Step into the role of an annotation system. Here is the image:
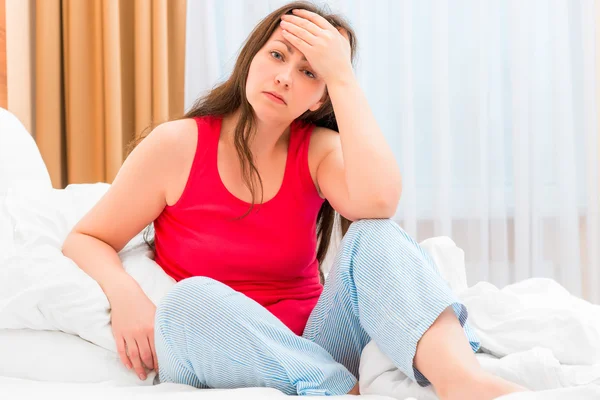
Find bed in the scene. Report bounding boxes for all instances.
[1,107,600,399]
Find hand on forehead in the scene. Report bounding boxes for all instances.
[276,8,353,84]
[282,9,350,42]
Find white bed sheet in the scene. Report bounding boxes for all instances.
[1,376,599,400]
[0,329,154,385]
[0,376,395,400]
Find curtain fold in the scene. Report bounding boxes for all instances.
[589,0,600,304]
[0,0,6,110]
[34,0,186,188]
[35,0,64,187]
[5,0,34,135]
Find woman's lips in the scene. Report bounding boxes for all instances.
[264,92,286,105]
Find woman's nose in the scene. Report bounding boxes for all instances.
[275,70,292,87]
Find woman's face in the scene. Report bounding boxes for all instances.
[246,27,327,122]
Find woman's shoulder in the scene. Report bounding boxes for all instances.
[309,125,339,142]
[153,118,199,142]
[144,118,200,206]
[148,117,210,158]
[308,125,341,161]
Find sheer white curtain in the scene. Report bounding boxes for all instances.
[185,0,600,303]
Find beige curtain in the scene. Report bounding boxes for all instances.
[35,0,186,188]
[0,0,5,110]
[5,0,35,135]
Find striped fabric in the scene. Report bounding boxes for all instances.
[154,219,480,395]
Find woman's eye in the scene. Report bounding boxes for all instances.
[270,51,315,79]
[304,70,315,79]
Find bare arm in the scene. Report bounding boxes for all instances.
[62,121,183,299]
[322,72,402,220]
[279,9,402,221]
[61,118,197,379]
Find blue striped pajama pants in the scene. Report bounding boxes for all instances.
[154,219,480,395]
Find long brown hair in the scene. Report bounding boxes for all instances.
[131,1,357,283]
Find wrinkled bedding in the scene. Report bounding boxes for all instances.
[1,105,600,398]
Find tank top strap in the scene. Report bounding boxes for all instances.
[167,116,221,210]
[194,114,222,185]
[288,119,322,203]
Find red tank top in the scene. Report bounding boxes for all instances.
[153,115,325,335]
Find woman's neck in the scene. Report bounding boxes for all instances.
[221,109,291,157]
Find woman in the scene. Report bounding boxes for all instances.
[62,2,528,399]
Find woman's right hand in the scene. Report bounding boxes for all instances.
[109,286,158,381]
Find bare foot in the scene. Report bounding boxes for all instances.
[347,382,360,395]
[439,372,529,400]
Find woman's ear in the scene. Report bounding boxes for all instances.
[308,89,328,112]
[309,100,324,112]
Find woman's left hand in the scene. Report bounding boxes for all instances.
[280,9,353,85]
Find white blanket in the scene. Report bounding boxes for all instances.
[1,376,598,400]
[2,183,600,399]
[359,241,600,399]
[0,376,395,400]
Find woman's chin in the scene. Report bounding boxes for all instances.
[251,102,289,122]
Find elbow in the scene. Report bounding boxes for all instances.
[351,186,401,220]
[374,174,402,217]
[375,189,400,219]
[342,177,402,220]
[375,178,402,218]
[62,229,86,255]
[61,230,77,255]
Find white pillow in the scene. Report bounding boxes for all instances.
[0,108,52,192]
[0,183,176,353]
[419,236,468,295]
[0,329,156,385]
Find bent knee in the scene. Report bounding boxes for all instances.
[156,276,232,325]
[348,218,398,234]
[345,218,411,249]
